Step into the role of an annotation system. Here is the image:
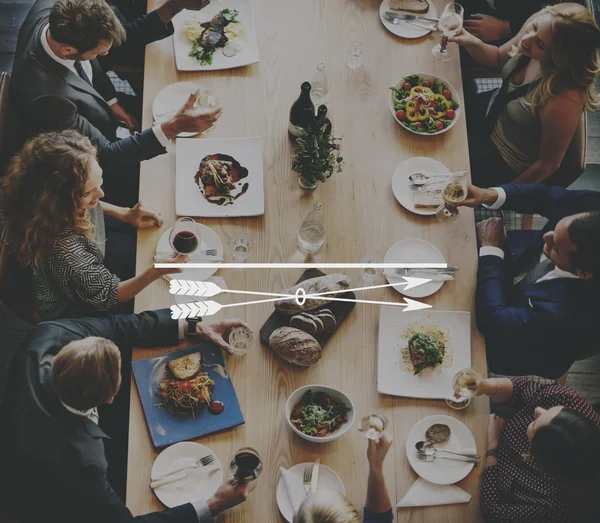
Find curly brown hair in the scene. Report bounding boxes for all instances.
[2,131,97,266]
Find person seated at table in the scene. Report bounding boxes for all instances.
[0,305,250,522]
[1,130,185,321]
[475,376,600,521]
[294,435,394,523]
[448,3,600,187]
[11,0,221,206]
[454,182,600,379]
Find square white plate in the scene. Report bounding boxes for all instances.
[175,136,265,217]
[377,308,471,399]
[172,1,259,71]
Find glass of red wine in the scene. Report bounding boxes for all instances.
[169,217,201,255]
[229,447,262,491]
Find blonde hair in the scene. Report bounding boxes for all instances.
[511,3,600,113]
[294,490,362,523]
[52,337,122,411]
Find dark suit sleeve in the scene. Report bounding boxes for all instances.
[499,184,600,222]
[92,60,119,101]
[25,94,166,171]
[113,7,175,48]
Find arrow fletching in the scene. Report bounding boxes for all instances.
[170,300,223,319]
[401,276,431,290]
[402,298,432,312]
[169,280,222,297]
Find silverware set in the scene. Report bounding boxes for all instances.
[150,454,219,489]
[415,440,480,463]
[302,467,312,495]
[395,266,459,276]
[384,12,439,31]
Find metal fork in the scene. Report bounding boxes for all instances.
[384,14,437,31]
[416,453,479,464]
[303,467,312,495]
[151,454,216,482]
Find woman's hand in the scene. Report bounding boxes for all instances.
[486,414,506,450]
[367,433,393,471]
[153,252,188,275]
[125,201,164,229]
[447,27,480,47]
[197,320,253,355]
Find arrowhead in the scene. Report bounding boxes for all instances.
[402,298,432,312]
[401,276,431,290]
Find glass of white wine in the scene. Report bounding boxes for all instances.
[358,414,388,441]
[195,88,220,134]
[445,368,483,409]
[432,3,464,62]
[436,172,468,224]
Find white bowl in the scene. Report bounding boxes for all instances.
[285,385,355,443]
[389,73,461,136]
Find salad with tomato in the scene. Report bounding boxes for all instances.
[390,74,460,134]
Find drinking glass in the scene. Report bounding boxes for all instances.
[361,254,383,284]
[229,447,262,491]
[358,414,388,441]
[347,41,364,69]
[432,3,464,62]
[229,232,253,262]
[445,368,483,409]
[436,172,468,224]
[169,217,201,255]
[227,325,254,356]
[195,88,220,134]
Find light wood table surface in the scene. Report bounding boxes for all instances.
[128,1,489,521]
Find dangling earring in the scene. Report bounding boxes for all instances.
[522,443,533,462]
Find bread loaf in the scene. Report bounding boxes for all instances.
[390,0,429,14]
[275,273,351,314]
[316,309,337,333]
[269,327,322,366]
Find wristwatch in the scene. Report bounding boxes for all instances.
[485,448,498,459]
[186,317,202,336]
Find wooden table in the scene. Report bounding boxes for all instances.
[128,1,489,521]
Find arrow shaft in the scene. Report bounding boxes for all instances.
[219,294,410,309]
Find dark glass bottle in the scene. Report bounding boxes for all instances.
[314,104,332,135]
[288,82,315,140]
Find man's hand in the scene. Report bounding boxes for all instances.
[161,90,222,139]
[486,414,505,449]
[111,102,140,134]
[158,0,210,24]
[476,217,506,248]
[196,319,252,355]
[367,433,393,471]
[125,201,163,229]
[153,252,188,275]
[207,479,249,517]
[464,14,511,43]
[452,184,500,208]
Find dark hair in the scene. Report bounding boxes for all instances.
[568,211,600,277]
[49,0,126,53]
[531,408,600,489]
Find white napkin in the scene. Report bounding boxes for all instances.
[279,467,306,513]
[397,478,471,508]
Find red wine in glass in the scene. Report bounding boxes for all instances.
[172,231,199,254]
[229,447,262,486]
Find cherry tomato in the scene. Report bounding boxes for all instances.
[423,80,432,88]
[396,109,407,120]
[446,109,456,120]
[415,122,423,129]
[443,89,452,99]
[435,121,444,131]
[403,82,412,91]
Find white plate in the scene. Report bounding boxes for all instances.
[377,308,471,399]
[406,415,476,485]
[384,239,446,298]
[276,463,345,522]
[156,224,223,282]
[172,1,259,71]
[379,0,438,39]
[152,82,208,138]
[176,136,265,218]
[152,442,223,507]
[392,157,450,216]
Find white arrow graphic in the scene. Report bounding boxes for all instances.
[169,280,221,297]
[170,300,223,320]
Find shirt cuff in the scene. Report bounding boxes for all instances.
[479,246,505,259]
[191,499,214,523]
[152,124,171,148]
[178,319,185,341]
[107,98,118,107]
[482,187,506,210]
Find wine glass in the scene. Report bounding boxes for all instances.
[436,172,468,224]
[169,217,201,255]
[432,3,464,62]
[229,447,262,491]
[194,88,220,134]
[358,414,388,442]
[445,368,483,409]
[227,326,254,356]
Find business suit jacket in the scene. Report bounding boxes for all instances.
[477,184,600,379]
[11,0,165,174]
[0,310,199,523]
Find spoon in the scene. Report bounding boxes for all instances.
[416,441,480,459]
[416,453,480,464]
[408,171,466,186]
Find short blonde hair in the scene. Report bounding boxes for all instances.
[294,490,362,523]
[52,337,122,411]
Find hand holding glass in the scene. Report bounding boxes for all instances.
[169,217,201,255]
[229,447,262,491]
[445,368,483,409]
[358,414,388,441]
[436,172,468,224]
[432,3,464,62]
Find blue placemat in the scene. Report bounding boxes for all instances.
[132,342,244,447]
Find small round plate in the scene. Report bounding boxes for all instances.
[152,82,205,138]
[406,414,476,485]
[392,157,450,216]
[384,238,446,298]
[151,442,223,508]
[156,223,223,282]
[379,0,438,39]
[276,463,345,522]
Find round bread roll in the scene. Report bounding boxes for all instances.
[269,327,322,367]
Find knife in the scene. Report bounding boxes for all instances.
[385,11,439,23]
[150,464,222,490]
[310,459,320,494]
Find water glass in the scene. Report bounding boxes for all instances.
[195,88,220,134]
[445,368,483,410]
[229,232,253,262]
[227,326,254,356]
[358,414,388,441]
[347,41,364,69]
[361,254,383,284]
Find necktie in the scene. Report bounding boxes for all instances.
[74,60,92,86]
[520,258,555,285]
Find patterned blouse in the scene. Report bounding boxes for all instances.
[481,378,600,522]
[31,205,120,321]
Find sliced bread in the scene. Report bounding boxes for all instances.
[167,352,202,380]
[390,0,429,15]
